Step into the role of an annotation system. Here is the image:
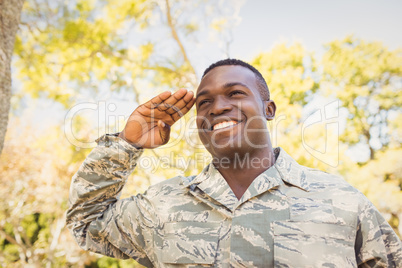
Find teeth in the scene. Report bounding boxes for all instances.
[213,120,238,130]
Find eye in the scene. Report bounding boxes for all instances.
[198,99,211,107]
[229,90,245,97]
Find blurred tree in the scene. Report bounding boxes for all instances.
[0,122,82,266]
[13,0,242,177]
[322,36,402,160]
[14,0,241,106]
[0,0,25,156]
[347,147,402,237]
[251,43,342,172]
[5,0,242,266]
[321,36,402,235]
[0,118,148,267]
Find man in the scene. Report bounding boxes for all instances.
[67,59,401,267]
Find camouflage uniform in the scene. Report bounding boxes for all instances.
[67,134,402,267]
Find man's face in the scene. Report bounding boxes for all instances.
[195,65,275,159]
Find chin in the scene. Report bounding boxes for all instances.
[208,145,248,161]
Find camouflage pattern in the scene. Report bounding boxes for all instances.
[67,134,402,267]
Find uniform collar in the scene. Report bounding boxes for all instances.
[182,147,309,211]
[272,147,310,192]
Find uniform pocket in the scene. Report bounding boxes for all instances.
[160,221,220,265]
[288,197,337,223]
[273,221,357,267]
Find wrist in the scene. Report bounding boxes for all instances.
[118,132,143,149]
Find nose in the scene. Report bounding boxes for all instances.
[209,96,232,116]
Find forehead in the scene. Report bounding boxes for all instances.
[196,65,258,96]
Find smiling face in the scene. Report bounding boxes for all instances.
[196,65,276,160]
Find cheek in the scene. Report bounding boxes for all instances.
[240,102,265,117]
[243,107,269,129]
[195,114,203,128]
[196,112,212,129]
[197,131,211,150]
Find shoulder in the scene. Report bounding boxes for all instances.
[300,166,371,206]
[291,166,377,227]
[142,175,196,200]
[305,167,358,192]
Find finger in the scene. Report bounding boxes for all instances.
[158,88,188,111]
[171,96,196,122]
[143,91,172,109]
[165,90,194,115]
[158,120,171,145]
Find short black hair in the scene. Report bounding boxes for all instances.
[202,58,270,100]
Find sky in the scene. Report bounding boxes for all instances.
[186,0,402,78]
[13,0,402,157]
[232,0,402,59]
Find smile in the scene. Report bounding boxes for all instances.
[211,120,241,131]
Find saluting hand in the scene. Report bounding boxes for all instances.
[119,89,195,149]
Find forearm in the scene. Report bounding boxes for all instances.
[66,134,143,256]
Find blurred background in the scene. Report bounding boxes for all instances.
[0,0,401,267]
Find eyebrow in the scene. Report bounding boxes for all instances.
[197,82,250,98]
[223,82,249,89]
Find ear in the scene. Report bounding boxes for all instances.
[264,100,276,121]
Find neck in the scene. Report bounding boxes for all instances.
[212,146,276,199]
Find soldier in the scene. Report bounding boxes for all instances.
[67,59,402,267]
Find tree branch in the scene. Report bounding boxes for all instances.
[0,228,28,262]
[164,0,197,84]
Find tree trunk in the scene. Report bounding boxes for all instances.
[0,0,24,155]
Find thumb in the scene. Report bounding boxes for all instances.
[158,120,171,144]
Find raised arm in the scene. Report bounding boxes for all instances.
[66,89,195,266]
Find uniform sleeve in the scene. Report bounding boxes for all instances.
[355,197,402,267]
[66,134,155,267]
